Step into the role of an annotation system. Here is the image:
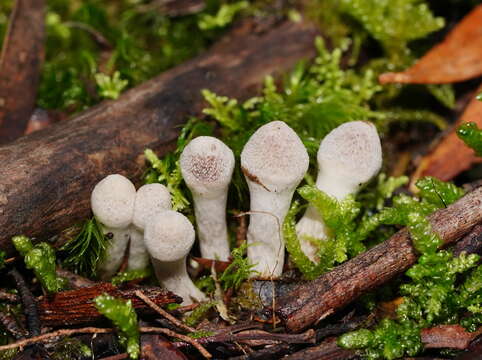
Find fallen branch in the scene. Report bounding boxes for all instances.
[275,186,482,332]
[0,0,45,144]
[135,290,195,333]
[38,283,182,326]
[0,19,319,256]
[283,337,357,360]
[9,268,40,337]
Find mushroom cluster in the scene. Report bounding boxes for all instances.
[90,120,381,304]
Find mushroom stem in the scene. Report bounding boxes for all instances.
[192,193,231,261]
[151,258,206,304]
[246,185,294,278]
[127,227,150,271]
[97,227,130,281]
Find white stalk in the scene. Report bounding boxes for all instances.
[192,192,230,261]
[97,227,131,281]
[151,258,206,304]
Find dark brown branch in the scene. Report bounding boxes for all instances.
[0,0,45,144]
[276,187,482,332]
[9,268,41,337]
[141,334,188,360]
[282,337,357,360]
[38,283,182,327]
[0,20,319,256]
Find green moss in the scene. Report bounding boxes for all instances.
[184,302,217,327]
[219,242,257,290]
[12,236,67,293]
[457,122,482,156]
[111,268,152,286]
[61,217,107,278]
[94,294,139,359]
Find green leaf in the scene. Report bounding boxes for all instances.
[13,236,67,293]
[457,122,482,156]
[198,1,249,30]
[94,294,140,359]
[95,71,128,100]
[416,176,465,208]
[219,242,258,290]
[111,268,152,286]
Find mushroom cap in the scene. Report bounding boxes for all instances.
[144,210,195,262]
[318,121,382,185]
[133,183,172,230]
[241,121,309,192]
[91,174,136,228]
[180,136,235,197]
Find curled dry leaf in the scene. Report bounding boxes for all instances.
[379,5,482,84]
[411,83,482,184]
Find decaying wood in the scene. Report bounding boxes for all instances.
[275,186,482,332]
[0,20,319,256]
[411,83,482,183]
[421,325,482,350]
[379,5,482,84]
[0,0,45,144]
[38,283,181,326]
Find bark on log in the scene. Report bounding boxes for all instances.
[0,20,319,255]
[0,0,45,144]
[38,283,181,327]
[275,187,482,333]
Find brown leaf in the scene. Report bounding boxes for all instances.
[379,5,482,84]
[141,334,188,360]
[192,257,232,272]
[411,83,482,183]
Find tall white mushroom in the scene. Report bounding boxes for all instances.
[144,210,206,305]
[91,174,136,280]
[129,183,172,271]
[180,136,235,261]
[296,121,382,262]
[241,121,309,278]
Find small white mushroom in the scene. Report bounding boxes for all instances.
[296,121,382,262]
[144,210,206,305]
[180,136,235,261]
[91,174,136,280]
[241,121,309,278]
[129,183,172,271]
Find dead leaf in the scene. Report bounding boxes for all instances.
[411,83,482,185]
[379,5,482,84]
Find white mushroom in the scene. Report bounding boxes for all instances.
[144,210,206,305]
[129,183,172,271]
[180,136,235,261]
[241,121,309,278]
[91,174,136,280]
[296,121,382,262]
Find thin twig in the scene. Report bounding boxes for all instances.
[134,290,195,333]
[0,327,112,351]
[140,327,212,359]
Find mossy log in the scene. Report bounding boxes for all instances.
[0,20,319,255]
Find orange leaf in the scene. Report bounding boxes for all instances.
[380,5,482,84]
[411,83,482,184]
